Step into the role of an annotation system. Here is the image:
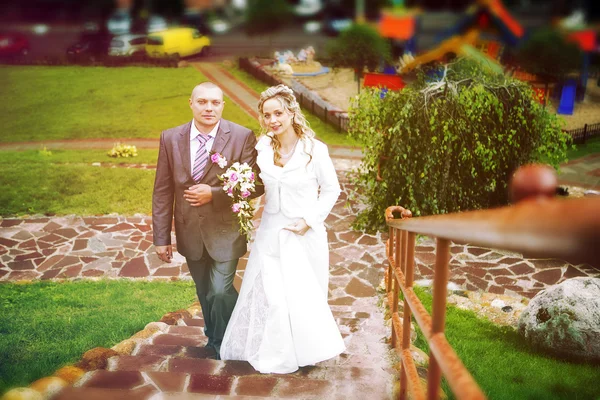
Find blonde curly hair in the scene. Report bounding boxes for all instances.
[257,84,315,166]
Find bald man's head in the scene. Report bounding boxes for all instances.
[189,82,225,133]
[191,82,224,100]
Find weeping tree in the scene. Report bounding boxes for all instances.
[348,59,569,232]
[326,23,391,93]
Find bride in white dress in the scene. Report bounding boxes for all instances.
[220,84,345,373]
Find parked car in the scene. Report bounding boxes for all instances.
[146,15,168,33]
[66,33,113,61]
[205,8,232,35]
[108,34,147,57]
[107,9,132,35]
[146,27,211,59]
[0,32,30,57]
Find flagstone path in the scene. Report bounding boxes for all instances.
[2,158,597,298]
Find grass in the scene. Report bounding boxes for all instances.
[0,280,197,395]
[0,149,156,216]
[409,287,600,400]
[0,65,259,142]
[221,63,360,147]
[566,136,600,160]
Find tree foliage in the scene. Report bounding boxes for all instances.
[348,59,569,232]
[512,28,583,82]
[326,23,391,91]
[244,0,292,36]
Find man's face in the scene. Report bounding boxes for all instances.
[189,86,225,130]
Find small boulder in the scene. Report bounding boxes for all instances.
[29,376,67,398]
[77,347,119,371]
[1,388,43,400]
[518,277,600,362]
[53,366,85,384]
[145,321,169,332]
[112,339,138,355]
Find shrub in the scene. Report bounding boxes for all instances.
[348,59,569,232]
[107,143,138,158]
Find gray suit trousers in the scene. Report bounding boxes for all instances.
[186,251,238,355]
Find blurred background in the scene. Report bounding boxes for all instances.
[0,0,598,61]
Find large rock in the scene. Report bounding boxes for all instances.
[517,277,600,362]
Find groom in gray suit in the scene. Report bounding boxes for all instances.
[152,82,262,358]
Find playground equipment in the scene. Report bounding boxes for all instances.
[557,79,577,115]
[398,29,503,74]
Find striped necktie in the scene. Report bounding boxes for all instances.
[192,134,209,182]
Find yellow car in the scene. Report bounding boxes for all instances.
[146,27,211,58]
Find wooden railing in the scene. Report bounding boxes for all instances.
[385,196,600,400]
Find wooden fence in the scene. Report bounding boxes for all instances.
[565,123,600,144]
[384,197,599,399]
[238,57,350,132]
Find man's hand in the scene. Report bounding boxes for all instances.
[283,219,310,236]
[184,184,213,207]
[155,245,173,263]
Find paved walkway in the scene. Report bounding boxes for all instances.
[560,153,600,190]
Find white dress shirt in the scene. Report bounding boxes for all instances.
[190,119,220,174]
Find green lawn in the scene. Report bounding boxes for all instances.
[0,280,197,395]
[221,63,360,147]
[566,136,600,161]
[410,287,600,400]
[0,65,259,142]
[0,149,156,216]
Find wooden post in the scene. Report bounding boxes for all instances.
[427,238,450,400]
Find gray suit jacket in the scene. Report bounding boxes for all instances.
[152,119,263,262]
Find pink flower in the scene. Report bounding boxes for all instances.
[250,172,255,181]
[229,173,238,182]
[211,153,220,163]
[232,203,241,213]
[241,190,251,198]
[227,187,233,195]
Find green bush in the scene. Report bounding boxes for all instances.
[348,59,569,232]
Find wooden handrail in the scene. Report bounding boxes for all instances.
[387,197,600,267]
[384,195,599,400]
[384,163,599,399]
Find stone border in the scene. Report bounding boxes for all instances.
[0,303,202,400]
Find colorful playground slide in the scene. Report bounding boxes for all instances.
[557,81,576,115]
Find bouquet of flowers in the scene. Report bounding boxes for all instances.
[218,161,257,240]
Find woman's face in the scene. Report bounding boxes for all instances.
[261,97,294,136]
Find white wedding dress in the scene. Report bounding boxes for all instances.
[220,135,346,373]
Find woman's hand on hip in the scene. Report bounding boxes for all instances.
[283,218,310,236]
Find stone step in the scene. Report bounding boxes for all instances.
[135,344,217,359]
[55,385,158,400]
[69,369,339,398]
[182,317,205,327]
[152,334,208,347]
[167,325,205,335]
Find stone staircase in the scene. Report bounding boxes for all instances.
[54,297,397,400]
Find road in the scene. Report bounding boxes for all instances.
[5,24,334,62]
